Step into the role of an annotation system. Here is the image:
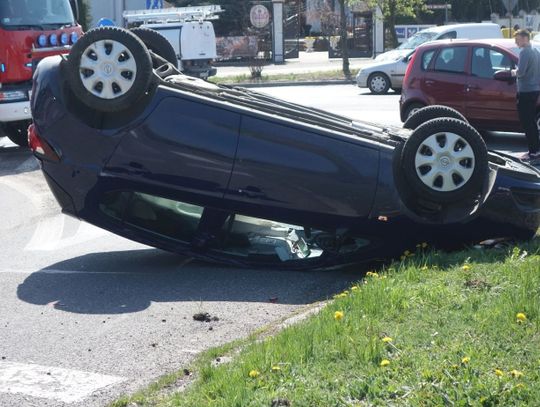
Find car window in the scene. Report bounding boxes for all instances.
[421,49,436,70]
[438,31,457,40]
[471,47,495,78]
[433,46,468,73]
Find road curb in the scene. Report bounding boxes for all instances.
[221,79,356,88]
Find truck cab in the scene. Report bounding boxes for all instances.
[0,0,83,146]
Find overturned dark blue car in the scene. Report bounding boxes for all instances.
[30,27,540,269]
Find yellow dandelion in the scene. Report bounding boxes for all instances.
[462,265,471,271]
[333,292,348,299]
[381,275,388,279]
[510,369,524,378]
[516,312,527,323]
[462,356,470,364]
[249,370,260,378]
[380,359,390,367]
[334,311,344,321]
[451,364,459,369]
[366,271,379,277]
[421,266,429,271]
[351,285,360,291]
[495,368,504,377]
[271,365,281,372]
[382,336,393,343]
[515,383,525,390]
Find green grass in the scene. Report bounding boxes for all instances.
[209,69,359,85]
[111,239,540,407]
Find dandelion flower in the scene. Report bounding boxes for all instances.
[366,271,379,278]
[382,336,393,343]
[334,311,344,321]
[510,369,524,378]
[351,285,360,291]
[495,368,504,377]
[333,293,348,299]
[271,365,281,372]
[515,383,525,390]
[516,312,527,323]
[421,266,429,271]
[462,265,471,271]
[380,359,390,367]
[249,370,260,378]
[462,356,470,364]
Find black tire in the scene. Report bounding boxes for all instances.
[401,118,488,204]
[403,102,425,122]
[130,27,178,68]
[367,72,390,94]
[2,121,30,147]
[403,105,468,130]
[65,26,153,112]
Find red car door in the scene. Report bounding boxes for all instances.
[421,45,469,114]
[464,46,520,132]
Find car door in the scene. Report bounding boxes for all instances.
[421,45,469,114]
[464,46,519,131]
[104,94,240,201]
[224,115,380,225]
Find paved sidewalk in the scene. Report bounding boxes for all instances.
[214,51,374,78]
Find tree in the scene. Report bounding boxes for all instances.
[335,0,426,78]
[366,0,427,48]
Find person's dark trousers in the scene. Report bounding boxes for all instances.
[516,91,540,154]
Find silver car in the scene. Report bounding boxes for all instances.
[356,50,411,94]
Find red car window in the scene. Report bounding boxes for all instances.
[433,46,468,73]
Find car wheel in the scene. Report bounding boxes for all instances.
[367,73,390,94]
[130,27,178,69]
[401,118,488,204]
[403,103,425,122]
[65,26,153,112]
[403,105,467,130]
[2,121,30,147]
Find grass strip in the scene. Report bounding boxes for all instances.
[112,238,540,406]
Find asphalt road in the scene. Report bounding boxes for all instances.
[0,84,529,406]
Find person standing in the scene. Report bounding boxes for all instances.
[512,29,540,162]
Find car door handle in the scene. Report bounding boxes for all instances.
[238,186,265,199]
[466,85,479,91]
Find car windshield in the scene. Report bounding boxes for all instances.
[0,0,75,29]
[397,31,438,49]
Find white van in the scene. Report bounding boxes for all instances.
[376,23,503,61]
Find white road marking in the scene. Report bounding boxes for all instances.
[0,361,124,403]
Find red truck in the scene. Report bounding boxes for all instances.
[0,0,83,146]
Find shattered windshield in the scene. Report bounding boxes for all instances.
[0,0,75,28]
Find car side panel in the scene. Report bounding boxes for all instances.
[103,96,240,200]
[225,115,380,222]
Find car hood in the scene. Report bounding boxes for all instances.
[374,49,410,62]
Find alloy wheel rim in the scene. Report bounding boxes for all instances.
[414,131,475,192]
[79,39,137,99]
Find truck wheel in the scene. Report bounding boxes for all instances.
[403,105,468,130]
[65,27,153,112]
[2,121,30,147]
[130,27,178,68]
[401,118,488,204]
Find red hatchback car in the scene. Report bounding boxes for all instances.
[400,38,540,132]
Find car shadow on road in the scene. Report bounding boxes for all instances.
[17,248,364,315]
